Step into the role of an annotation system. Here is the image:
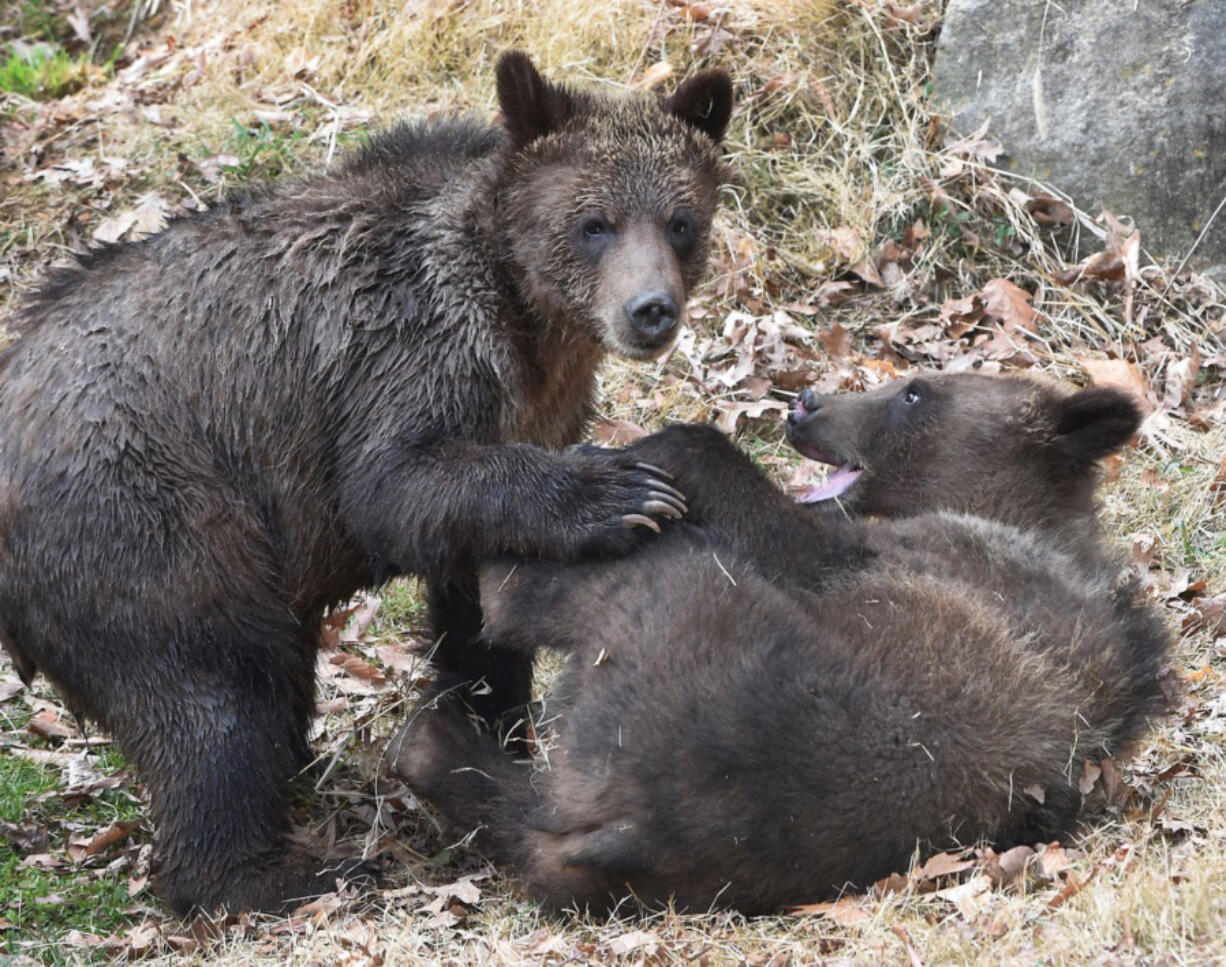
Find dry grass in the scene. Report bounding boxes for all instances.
[2,0,1226,964]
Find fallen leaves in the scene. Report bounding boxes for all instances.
[83,820,140,857]
[93,192,170,244]
[28,708,74,741]
[877,275,1040,369]
[793,839,1109,929]
[593,418,649,446]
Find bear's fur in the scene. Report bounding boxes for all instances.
[392,372,1169,915]
[0,52,732,914]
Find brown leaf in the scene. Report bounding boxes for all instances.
[349,596,381,641]
[944,122,1004,164]
[66,5,93,44]
[815,226,862,262]
[291,891,345,924]
[1079,758,1102,796]
[328,653,387,685]
[938,293,983,335]
[93,193,169,245]
[632,61,673,91]
[872,871,911,898]
[85,820,139,856]
[848,257,883,288]
[1047,867,1098,910]
[1183,595,1226,638]
[374,643,421,678]
[1025,194,1075,226]
[603,930,662,957]
[791,896,872,923]
[979,278,1036,333]
[284,46,319,79]
[593,419,648,446]
[0,820,50,854]
[914,849,975,882]
[1161,352,1200,412]
[64,930,108,948]
[772,368,816,392]
[1079,357,1152,412]
[712,399,788,435]
[124,923,159,952]
[320,605,359,649]
[21,853,64,870]
[28,709,73,741]
[903,218,931,248]
[983,845,1035,889]
[693,24,735,57]
[935,874,993,918]
[1036,843,1077,879]
[820,322,852,359]
[812,280,858,307]
[1209,459,1226,506]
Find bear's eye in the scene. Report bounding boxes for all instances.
[903,389,922,405]
[582,217,610,240]
[666,212,697,255]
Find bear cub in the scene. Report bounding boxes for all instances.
[0,52,732,914]
[394,372,1169,915]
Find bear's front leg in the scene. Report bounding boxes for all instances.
[338,438,687,574]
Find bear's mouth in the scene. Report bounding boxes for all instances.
[788,438,863,504]
[787,395,864,503]
[798,463,863,503]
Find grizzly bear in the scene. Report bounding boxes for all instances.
[0,52,732,914]
[392,372,1169,915]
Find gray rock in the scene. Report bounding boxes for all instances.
[932,0,1226,278]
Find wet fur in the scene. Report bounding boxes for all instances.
[0,53,731,914]
[392,374,1169,915]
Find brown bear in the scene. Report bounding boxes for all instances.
[0,52,732,915]
[392,372,1169,915]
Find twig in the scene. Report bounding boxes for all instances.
[626,0,669,86]
[1160,190,1226,300]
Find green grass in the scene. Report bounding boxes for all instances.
[201,119,312,183]
[376,578,427,631]
[0,43,93,100]
[0,752,148,964]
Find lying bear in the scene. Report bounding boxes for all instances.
[0,52,733,914]
[393,372,1169,914]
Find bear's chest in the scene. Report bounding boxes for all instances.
[502,329,602,450]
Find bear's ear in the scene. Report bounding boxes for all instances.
[1052,386,1143,464]
[495,50,574,150]
[664,68,734,143]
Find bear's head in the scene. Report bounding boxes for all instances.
[786,371,1143,529]
[494,50,732,360]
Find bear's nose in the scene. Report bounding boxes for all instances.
[789,388,821,425]
[626,292,678,343]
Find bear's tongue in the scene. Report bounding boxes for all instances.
[798,464,863,504]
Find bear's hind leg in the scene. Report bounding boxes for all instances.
[389,691,536,863]
[424,576,533,738]
[106,613,359,915]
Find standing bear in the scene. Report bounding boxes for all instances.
[394,373,1169,915]
[0,51,732,914]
